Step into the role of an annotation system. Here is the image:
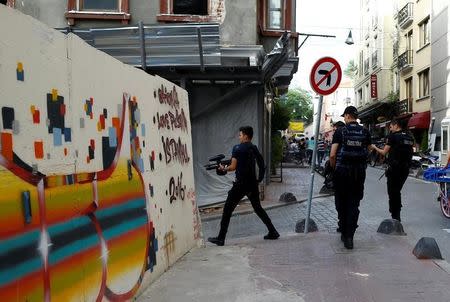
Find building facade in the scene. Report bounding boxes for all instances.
[354,0,432,148]
[396,0,431,149]
[5,0,299,205]
[320,77,355,141]
[431,0,450,161]
[354,0,396,133]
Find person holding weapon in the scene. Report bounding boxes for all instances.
[371,118,414,222]
[207,126,279,246]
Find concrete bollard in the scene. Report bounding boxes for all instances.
[295,218,318,233]
[377,219,407,236]
[412,237,443,260]
[279,192,297,203]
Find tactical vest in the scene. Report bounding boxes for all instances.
[387,131,414,167]
[336,123,368,168]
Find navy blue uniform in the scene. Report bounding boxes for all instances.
[385,131,414,221]
[332,122,371,237]
[217,143,277,241]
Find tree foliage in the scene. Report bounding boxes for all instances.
[271,99,291,131]
[282,89,313,124]
[344,59,358,80]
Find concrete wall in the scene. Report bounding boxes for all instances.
[220,0,257,45]
[0,6,199,301]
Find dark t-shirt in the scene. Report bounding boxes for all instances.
[232,142,265,183]
[332,122,371,166]
[385,130,414,166]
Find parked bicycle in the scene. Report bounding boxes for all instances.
[423,167,450,218]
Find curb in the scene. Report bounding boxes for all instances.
[200,193,334,222]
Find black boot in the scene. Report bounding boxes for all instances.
[264,230,280,240]
[343,236,353,249]
[207,237,224,246]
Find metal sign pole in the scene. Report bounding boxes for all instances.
[304,95,324,234]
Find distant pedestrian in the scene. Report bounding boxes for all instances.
[307,137,315,165]
[330,106,371,249]
[317,136,325,166]
[207,126,279,246]
[371,118,414,221]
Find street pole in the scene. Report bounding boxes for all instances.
[304,95,323,234]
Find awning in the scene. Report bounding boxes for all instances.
[408,111,430,130]
[358,101,388,120]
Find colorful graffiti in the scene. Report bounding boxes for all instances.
[0,10,198,301]
[0,93,159,301]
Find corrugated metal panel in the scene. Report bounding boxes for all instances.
[60,24,297,84]
[64,23,222,67]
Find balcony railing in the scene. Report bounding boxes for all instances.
[396,98,413,115]
[398,2,413,29]
[364,58,370,75]
[371,51,378,69]
[398,50,413,72]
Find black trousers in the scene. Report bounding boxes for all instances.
[218,181,277,240]
[386,166,409,220]
[333,166,366,237]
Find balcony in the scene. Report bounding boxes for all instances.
[398,50,413,72]
[398,3,413,29]
[371,51,378,69]
[396,98,413,115]
[364,58,370,75]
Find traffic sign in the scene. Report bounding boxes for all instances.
[309,57,342,95]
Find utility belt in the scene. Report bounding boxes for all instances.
[387,160,410,170]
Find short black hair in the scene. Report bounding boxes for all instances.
[390,118,405,130]
[239,126,253,139]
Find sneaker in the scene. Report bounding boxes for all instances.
[207,237,224,246]
[264,231,280,240]
[343,236,353,250]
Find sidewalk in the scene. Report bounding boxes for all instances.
[138,165,450,301]
[139,229,450,302]
[200,165,328,221]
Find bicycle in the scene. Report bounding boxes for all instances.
[423,167,450,218]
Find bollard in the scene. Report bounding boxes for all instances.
[279,192,297,203]
[295,218,318,233]
[412,237,443,260]
[377,219,406,236]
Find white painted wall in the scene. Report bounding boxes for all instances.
[0,6,199,301]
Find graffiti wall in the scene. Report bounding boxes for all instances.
[0,6,201,301]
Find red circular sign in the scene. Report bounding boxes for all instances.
[309,57,342,95]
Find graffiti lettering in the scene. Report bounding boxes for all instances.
[161,136,190,165]
[157,109,188,132]
[169,172,186,204]
[158,85,179,110]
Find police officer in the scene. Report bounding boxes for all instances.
[330,106,371,249]
[208,126,279,246]
[372,118,414,222]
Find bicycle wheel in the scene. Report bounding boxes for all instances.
[440,183,450,218]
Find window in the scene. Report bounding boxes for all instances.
[83,0,118,10]
[405,77,413,99]
[158,0,218,22]
[173,0,208,15]
[258,0,293,35]
[358,89,363,106]
[442,126,448,154]
[405,77,413,111]
[418,68,430,98]
[406,30,413,51]
[2,0,14,7]
[66,0,130,25]
[267,0,283,29]
[419,17,430,47]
